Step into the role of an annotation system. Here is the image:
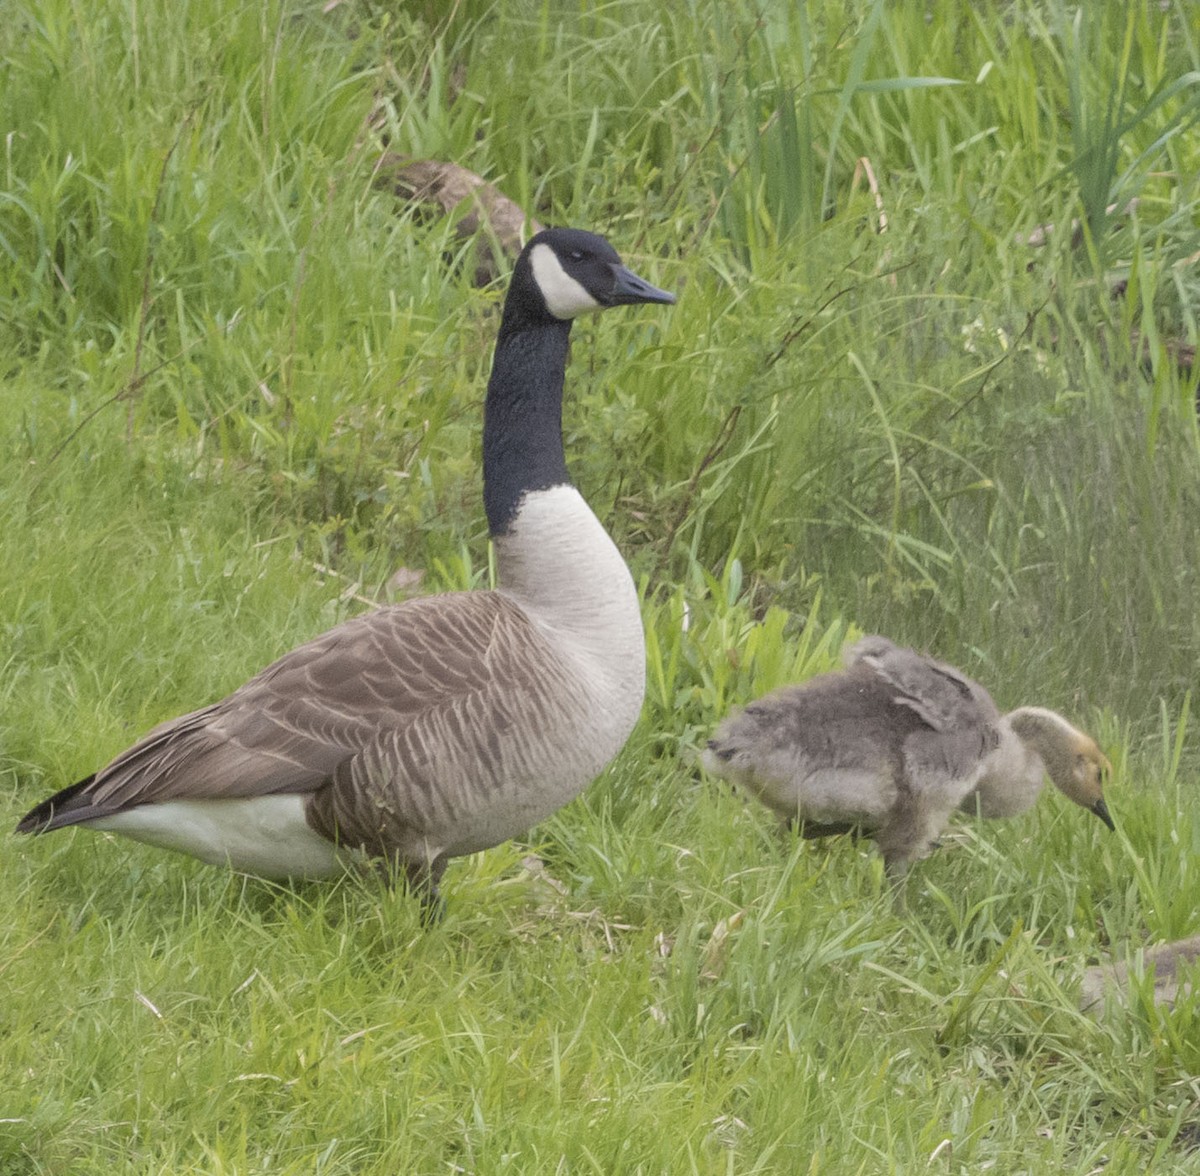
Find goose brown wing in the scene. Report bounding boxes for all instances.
[306,607,578,854]
[21,591,549,829]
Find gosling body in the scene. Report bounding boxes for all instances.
[703,636,1112,888]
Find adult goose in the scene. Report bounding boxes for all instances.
[17,228,675,909]
[702,635,1113,893]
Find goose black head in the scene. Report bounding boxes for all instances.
[504,227,675,329]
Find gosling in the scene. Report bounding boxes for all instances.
[702,635,1113,893]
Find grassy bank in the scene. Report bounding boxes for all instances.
[2,0,1199,1171]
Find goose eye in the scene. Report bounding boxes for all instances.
[568,251,585,262]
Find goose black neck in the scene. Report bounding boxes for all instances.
[483,318,574,535]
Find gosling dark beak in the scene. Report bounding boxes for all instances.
[1092,798,1115,831]
[606,263,675,307]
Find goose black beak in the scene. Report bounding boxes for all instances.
[606,264,676,307]
[1092,798,1115,831]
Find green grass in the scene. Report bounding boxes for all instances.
[2,0,1200,1171]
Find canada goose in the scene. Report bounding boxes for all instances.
[702,635,1113,892]
[16,227,675,909]
[1080,934,1200,1016]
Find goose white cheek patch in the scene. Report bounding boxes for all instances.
[529,243,602,319]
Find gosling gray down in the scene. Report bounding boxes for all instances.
[702,635,1113,888]
[16,227,675,908]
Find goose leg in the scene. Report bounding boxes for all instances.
[404,852,449,925]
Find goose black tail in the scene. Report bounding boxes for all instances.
[15,774,100,835]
